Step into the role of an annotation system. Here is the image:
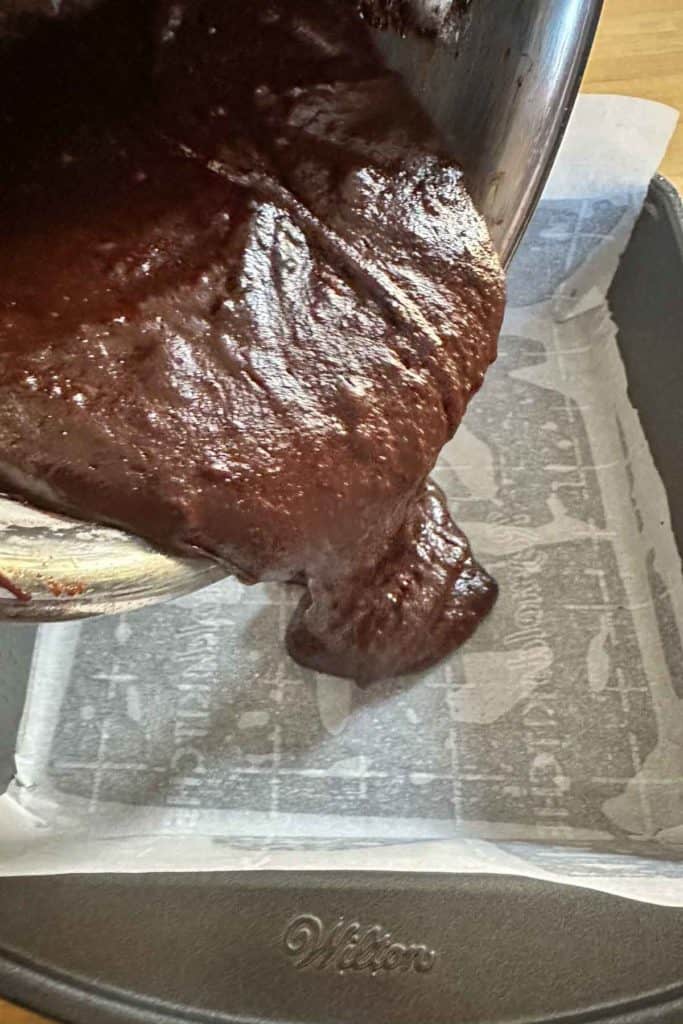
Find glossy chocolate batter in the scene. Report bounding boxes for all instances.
[0,0,504,682]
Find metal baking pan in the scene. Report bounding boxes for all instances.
[0,174,681,1024]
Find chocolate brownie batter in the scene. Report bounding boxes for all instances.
[358,0,472,38]
[0,0,504,682]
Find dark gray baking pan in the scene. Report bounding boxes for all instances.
[0,178,681,1024]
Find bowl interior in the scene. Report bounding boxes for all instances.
[373,0,603,263]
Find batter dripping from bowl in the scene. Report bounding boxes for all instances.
[0,0,505,682]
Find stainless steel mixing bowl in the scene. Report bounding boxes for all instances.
[0,0,603,620]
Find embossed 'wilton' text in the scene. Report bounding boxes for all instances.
[282,914,437,975]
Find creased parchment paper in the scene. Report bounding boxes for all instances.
[1,95,682,905]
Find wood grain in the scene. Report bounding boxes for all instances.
[0,1005,50,1024]
[584,0,683,189]
[1,2,681,1022]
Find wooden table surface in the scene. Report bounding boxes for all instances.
[584,0,683,190]
[2,1,682,1022]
